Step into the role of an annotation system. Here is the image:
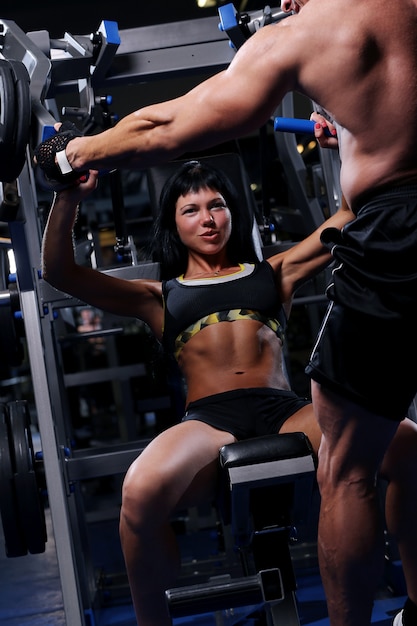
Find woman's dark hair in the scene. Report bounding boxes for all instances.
[150,160,260,279]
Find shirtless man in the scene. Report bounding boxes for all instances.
[35,1,417,624]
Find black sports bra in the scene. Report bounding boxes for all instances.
[162,261,287,360]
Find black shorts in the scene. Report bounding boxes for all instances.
[306,183,417,420]
[182,388,310,440]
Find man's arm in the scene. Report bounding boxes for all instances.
[37,18,308,176]
[36,0,347,181]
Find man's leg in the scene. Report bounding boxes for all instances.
[312,381,399,626]
[381,418,417,625]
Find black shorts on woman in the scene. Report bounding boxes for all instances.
[182,388,310,439]
[306,183,417,420]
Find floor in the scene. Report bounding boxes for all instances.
[0,498,407,626]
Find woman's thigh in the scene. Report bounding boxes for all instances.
[278,403,321,454]
[123,420,236,515]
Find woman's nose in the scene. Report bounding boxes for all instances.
[203,212,215,225]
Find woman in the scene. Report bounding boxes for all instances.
[41,161,417,626]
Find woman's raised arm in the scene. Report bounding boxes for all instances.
[268,196,355,304]
[41,171,164,337]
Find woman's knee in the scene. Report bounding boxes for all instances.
[121,459,173,532]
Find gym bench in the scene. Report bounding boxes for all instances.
[166,431,317,625]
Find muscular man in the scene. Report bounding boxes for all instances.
[35,1,417,624]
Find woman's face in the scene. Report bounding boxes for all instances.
[174,186,232,255]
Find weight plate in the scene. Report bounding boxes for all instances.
[0,250,24,367]
[0,404,27,557]
[0,60,16,155]
[0,59,31,183]
[8,61,31,182]
[8,401,46,554]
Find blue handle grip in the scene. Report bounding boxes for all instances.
[274,117,332,136]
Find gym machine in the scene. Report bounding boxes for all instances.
[0,5,352,625]
[166,431,317,626]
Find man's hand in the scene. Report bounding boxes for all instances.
[33,121,88,190]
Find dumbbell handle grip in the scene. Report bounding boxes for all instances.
[274,117,332,136]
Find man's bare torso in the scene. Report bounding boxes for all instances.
[280,0,417,206]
